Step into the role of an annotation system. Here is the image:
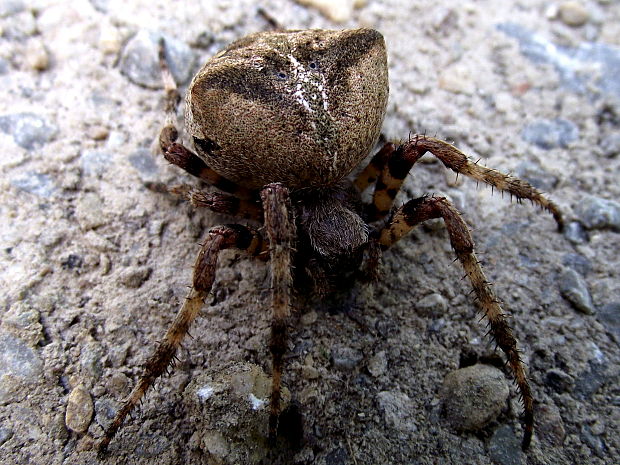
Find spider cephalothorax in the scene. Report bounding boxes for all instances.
[98,28,563,453]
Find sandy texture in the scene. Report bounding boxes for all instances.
[1,1,619,464]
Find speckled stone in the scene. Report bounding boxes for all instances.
[440,364,509,432]
[65,385,93,433]
[0,332,43,404]
[558,268,594,314]
[367,350,388,377]
[521,118,579,149]
[377,390,418,432]
[575,195,620,231]
[0,113,57,150]
[558,2,590,27]
[118,266,152,288]
[416,293,448,318]
[10,172,56,198]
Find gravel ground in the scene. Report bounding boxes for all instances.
[1,1,619,464]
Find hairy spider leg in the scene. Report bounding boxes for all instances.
[353,141,396,193]
[377,196,533,450]
[367,142,426,221]
[260,183,296,444]
[152,184,263,221]
[362,135,564,229]
[98,225,267,453]
[158,39,255,200]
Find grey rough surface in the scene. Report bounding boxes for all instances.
[183,362,292,465]
[0,1,619,465]
[440,364,511,433]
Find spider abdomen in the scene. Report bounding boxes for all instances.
[185,28,389,190]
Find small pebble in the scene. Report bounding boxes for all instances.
[87,126,109,141]
[581,425,605,457]
[440,364,509,432]
[563,221,589,244]
[558,268,594,314]
[521,118,578,149]
[416,293,448,318]
[367,350,388,377]
[545,368,574,393]
[3,302,42,346]
[331,346,363,371]
[81,150,112,177]
[65,385,94,433]
[0,112,58,150]
[25,40,49,71]
[300,310,318,326]
[574,362,607,399]
[75,192,108,230]
[294,0,355,23]
[377,390,417,432]
[99,23,123,55]
[558,2,590,27]
[120,30,195,89]
[516,161,559,190]
[575,196,620,231]
[438,64,475,95]
[118,266,152,288]
[0,333,43,404]
[80,341,105,377]
[128,149,159,182]
[134,434,170,458]
[301,365,319,379]
[499,23,620,97]
[202,431,229,458]
[536,402,566,446]
[590,419,605,436]
[10,172,56,198]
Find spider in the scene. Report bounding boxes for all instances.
[98,28,563,453]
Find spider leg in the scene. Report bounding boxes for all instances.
[260,183,296,443]
[147,183,263,221]
[353,141,396,193]
[363,135,563,230]
[97,224,267,453]
[377,196,533,451]
[157,39,255,200]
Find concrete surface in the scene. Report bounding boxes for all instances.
[0,0,618,464]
